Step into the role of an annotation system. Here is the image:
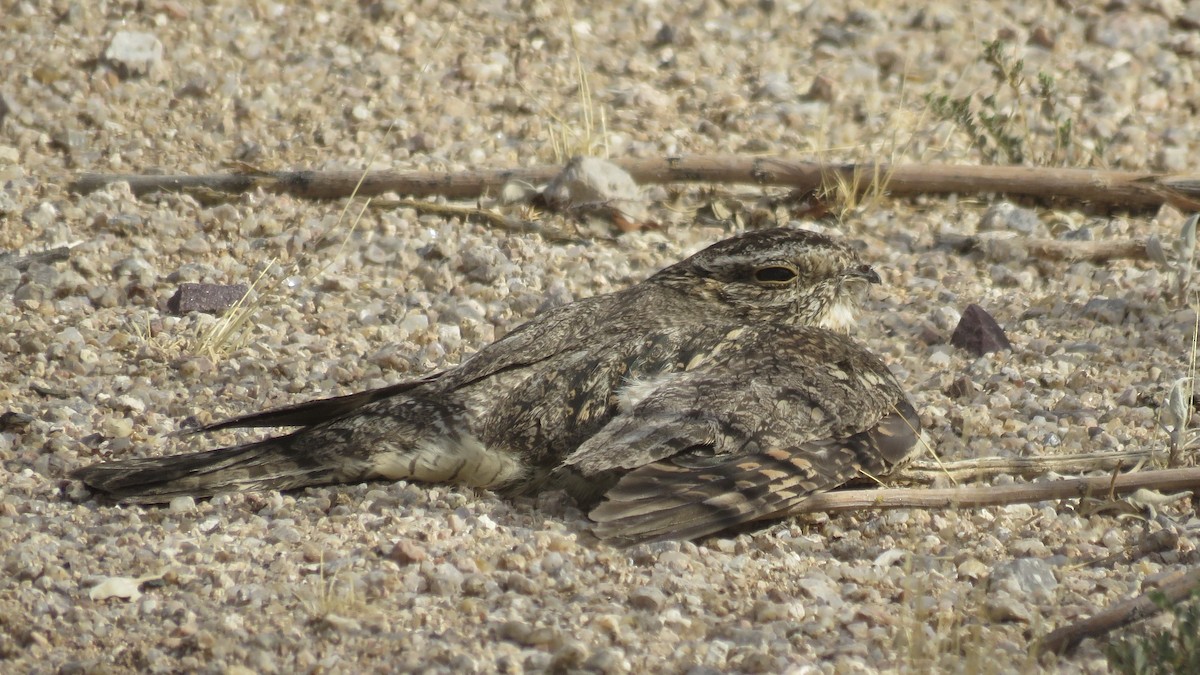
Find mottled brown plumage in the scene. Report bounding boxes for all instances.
[73,227,921,544]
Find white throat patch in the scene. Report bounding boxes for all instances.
[818,299,858,332]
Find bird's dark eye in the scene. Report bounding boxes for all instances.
[753,265,799,284]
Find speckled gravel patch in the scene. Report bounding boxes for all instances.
[3,1,1200,673]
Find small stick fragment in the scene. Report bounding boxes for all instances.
[370,199,582,244]
[0,244,76,270]
[1037,566,1200,656]
[1025,238,1155,263]
[937,234,1156,263]
[1076,528,1179,569]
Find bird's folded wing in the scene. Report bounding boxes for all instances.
[563,344,921,544]
[588,437,869,545]
[585,403,918,545]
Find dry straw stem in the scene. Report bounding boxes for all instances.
[820,161,894,221]
[73,158,1200,211]
[368,198,582,244]
[902,450,1156,483]
[1037,566,1200,656]
[783,466,1200,516]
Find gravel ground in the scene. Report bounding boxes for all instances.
[3,1,1200,672]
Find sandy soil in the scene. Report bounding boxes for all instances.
[3,1,1199,672]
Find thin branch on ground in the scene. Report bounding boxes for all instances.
[0,244,78,270]
[937,233,1161,263]
[369,199,583,244]
[901,450,1154,483]
[1038,567,1200,656]
[71,157,1200,211]
[1074,528,1179,570]
[790,467,1200,516]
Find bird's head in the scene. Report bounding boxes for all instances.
[656,228,880,331]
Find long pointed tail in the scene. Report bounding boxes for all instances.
[71,433,356,503]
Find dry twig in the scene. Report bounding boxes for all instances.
[369,199,582,244]
[0,244,77,270]
[820,463,1200,659]
[1076,529,1180,570]
[1038,567,1200,656]
[790,467,1200,516]
[72,158,1200,211]
[901,451,1154,483]
[938,233,1158,263]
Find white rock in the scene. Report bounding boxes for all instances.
[542,157,648,223]
[104,31,164,77]
[88,572,163,602]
